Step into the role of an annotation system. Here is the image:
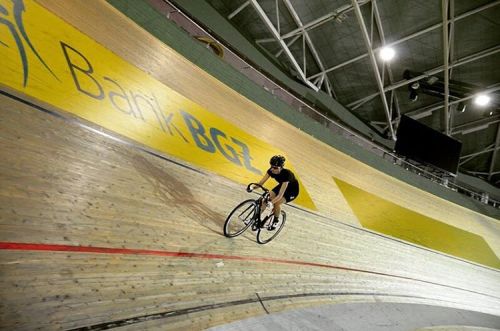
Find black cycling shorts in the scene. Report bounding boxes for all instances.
[272,182,299,203]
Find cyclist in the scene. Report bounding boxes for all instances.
[252,155,299,230]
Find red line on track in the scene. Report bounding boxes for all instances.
[0,241,494,298]
[0,241,356,270]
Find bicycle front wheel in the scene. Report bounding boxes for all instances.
[224,199,257,238]
[256,211,286,244]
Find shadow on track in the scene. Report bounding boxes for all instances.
[129,153,226,236]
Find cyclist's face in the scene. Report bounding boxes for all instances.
[270,165,282,174]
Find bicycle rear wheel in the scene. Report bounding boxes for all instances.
[256,211,286,244]
[224,199,257,237]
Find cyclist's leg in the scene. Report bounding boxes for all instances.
[274,185,298,220]
[261,190,276,212]
[272,197,286,219]
[265,184,281,213]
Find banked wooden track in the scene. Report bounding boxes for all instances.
[1,93,499,330]
[0,0,499,330]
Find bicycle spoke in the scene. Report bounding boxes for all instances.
[224,199,257,237]
[257,211,286,244]
[238,204,254,221]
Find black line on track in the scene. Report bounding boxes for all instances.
[66,292,455,330]
[256,292,269,314]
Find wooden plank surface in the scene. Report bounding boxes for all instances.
[0,0,499,329]
[0,95,499,330]
[33,0,500,246]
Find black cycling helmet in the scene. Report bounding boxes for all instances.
[270,155,285,167]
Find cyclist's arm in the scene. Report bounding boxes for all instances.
[272,181,288,204]
[257,173,270,186]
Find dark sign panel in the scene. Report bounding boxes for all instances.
[395,115,462,174]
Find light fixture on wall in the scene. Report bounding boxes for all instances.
[474,94,491,106]
[408,82,419,102]
[426,76,439,85]
[457,102,466,113]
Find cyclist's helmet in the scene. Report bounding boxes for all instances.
[270,155,286,167]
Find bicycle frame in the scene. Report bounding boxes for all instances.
[246,183,272,226]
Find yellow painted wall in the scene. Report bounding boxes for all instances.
[1,0,499,267]
[334,177,500,269]
[0,0,315,209]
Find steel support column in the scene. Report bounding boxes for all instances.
[488,125,500,180]
[351,0,395,140]
[442,0,450,135]
[372,0,401,121]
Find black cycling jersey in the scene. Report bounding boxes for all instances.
[267,168,297,184]
[267,168,299,202]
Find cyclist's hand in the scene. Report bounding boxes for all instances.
[266,201,273,209]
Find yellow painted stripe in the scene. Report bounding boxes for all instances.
[334,177,500,269]
[0,0,315,210]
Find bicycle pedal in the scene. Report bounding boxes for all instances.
[268,220,279,231]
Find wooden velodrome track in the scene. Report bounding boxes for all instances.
[0,1,499,330]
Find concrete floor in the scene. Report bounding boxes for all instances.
[208,302,500,331]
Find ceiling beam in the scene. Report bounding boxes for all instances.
[404,83,500,121]
[228,1,250,20]
[309,0,500,81]
[280,0,370,40]
[374,113,500,137]
[282,0,337,97]
[453,117,500,135]
[372,0,401,121]
[448,0,456,78]
[448,0,457,134]
[274,34,301,57]
[351,0,395,140]
[488,124,500,180]
[248,0,320,92]
[276,0,280,35]
[459,143,496,166]
[442,0,451,135]
[465,170,500,176]
[347,44,500,108]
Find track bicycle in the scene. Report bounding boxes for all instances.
[223,183,286,244]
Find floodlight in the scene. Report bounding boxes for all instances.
[379,47,395,61]
[474,94,491,106]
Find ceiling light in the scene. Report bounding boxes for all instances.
[379,47,395,61]
[474,94,491,106]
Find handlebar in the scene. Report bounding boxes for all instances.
[246,183,269,193]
